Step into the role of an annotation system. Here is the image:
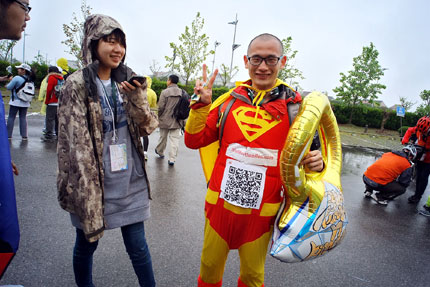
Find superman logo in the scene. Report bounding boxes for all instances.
[232,106,281,142]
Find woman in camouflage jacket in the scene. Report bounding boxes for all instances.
[57,14,158,286]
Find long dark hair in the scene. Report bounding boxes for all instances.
[23,68,36,82]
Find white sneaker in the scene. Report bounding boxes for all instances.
[370,193,388,205]
[144,151,148,161]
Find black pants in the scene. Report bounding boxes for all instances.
[143,136,149,152]
[46,105,58,136]
[363,175,406,200]
[414,161,430,198]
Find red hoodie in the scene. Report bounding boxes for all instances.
[45,73,64,105]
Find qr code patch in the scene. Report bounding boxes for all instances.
[222,165,263,209]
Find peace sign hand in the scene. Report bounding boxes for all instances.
[194,64,218,105]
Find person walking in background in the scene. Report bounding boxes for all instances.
[0,0,31,282]
[6,63,34,140]
[41,66,63,142]
[37,67,49,133]
[363,145,416,205]
[57,14,158,286]
[155,74,185,166]
[408,116,430,204]
[142,76,157,160]
[38,66,61,138]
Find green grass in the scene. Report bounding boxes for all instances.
[338,123,403,151]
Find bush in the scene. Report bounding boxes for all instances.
[331,102,421,131]
[0,60,10,77]
[212,87,230,101]
[30,62,49,87]
[151,78,166,100]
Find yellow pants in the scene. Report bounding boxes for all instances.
[198,219,270,287]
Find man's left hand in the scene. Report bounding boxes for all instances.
[300,150,324,172]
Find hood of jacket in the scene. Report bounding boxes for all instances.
[81,14,133,91]
[81,14,126,67]
[48,72,63,80]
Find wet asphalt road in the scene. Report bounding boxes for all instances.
[2,114,430,287]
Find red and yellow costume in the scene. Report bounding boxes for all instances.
[185,79,300,287]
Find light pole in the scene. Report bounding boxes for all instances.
[211,41,221,74]
[228,14,240,81]
[22,32,29,63]
[10,40,13,63]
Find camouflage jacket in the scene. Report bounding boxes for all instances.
[57,60,158,242]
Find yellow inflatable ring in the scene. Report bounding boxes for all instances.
[270,92,348,262]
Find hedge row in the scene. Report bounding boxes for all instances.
[331,102,420,131]
[150,78,420,132]
[0,60,48,87]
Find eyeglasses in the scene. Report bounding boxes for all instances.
[247,55,282,66]
[14,0,31,14]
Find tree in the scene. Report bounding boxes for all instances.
[219,63,238,86]
[416,89,430,116]
[0,40,17,61]
[61,0,92,69]
[399,96,415,112]
[165,12,212,86]
[149,59,162,77]
[277,37,305,90]
[333,42,386,124]
[33,53,47,65]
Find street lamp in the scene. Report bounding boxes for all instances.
[22,32,29,63]
[10,40,14,63]
[211,41,221,74]
[228,14,240,81]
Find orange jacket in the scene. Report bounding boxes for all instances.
[364,152,412,185]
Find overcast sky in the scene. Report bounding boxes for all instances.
[11,0,430,110]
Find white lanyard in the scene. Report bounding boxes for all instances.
[98,77,119,143]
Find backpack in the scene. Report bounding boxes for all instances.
[53,78,64,97]
[14,75,35,102]
[172,89,191,122]
[46,75,64,102]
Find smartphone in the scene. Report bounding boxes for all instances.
[128,76,146,87]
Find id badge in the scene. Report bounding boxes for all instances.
[109,143,128,172]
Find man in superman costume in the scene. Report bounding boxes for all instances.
[185,34,324,287]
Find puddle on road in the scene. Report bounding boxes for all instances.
[342,145,386,176]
